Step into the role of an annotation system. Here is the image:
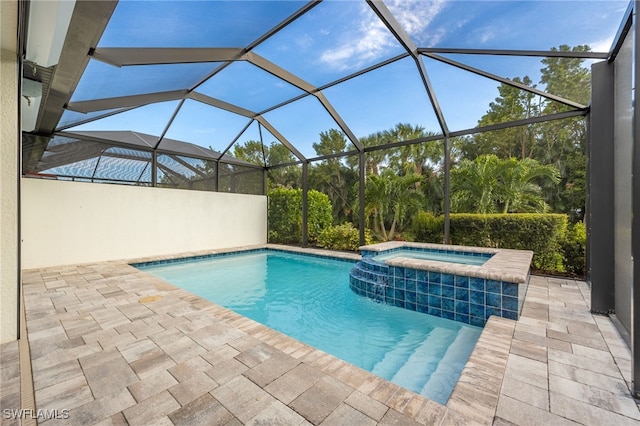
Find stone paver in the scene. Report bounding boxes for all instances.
[1,245,636,426]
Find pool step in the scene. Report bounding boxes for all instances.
[371,329,427,379]
[420,326,481,403]
[389,328,455,396]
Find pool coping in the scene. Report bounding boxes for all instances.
[19,244,513,424]
[360,241,534,284]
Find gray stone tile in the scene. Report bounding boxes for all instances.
[84,355,138,399]
[243,351,300,387]
[548,360,630,396]
[168,393,234,426]
[548,348,620,378]
[35,374,94,412]
[319,403,376,426]
[289,376,354,425]
[205,357,249,385]
[264,362,326,404]
[378,408,421,426]
[504,354,548,390]
[168,371,219,405]
[128,370,178,402]
[211,375,275,423]
[549,375,640,419]
[550,392,640,426]
[496,395,579,426]
[234,343,277,368]
[500,375,549,411]
[246,400,307,426]
[62,388,136,425]
[122,390,180,425]
[344,390,389,421]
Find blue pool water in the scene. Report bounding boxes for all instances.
[138,250,482,404]
[373,249,490,266]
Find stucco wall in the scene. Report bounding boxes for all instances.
[21,179,267,269]
[1,1,20,344]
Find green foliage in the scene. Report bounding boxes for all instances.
[451,155,559,214]
[267,188,332,244]
[412,212,568,272]
[560,221,586,277]
[318,223,372,251]
[412,211,443,243]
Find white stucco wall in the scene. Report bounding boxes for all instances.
[21,179,267,269]
[1,1,20,344]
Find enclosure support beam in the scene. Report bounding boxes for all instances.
[588,62,616,312]
[359,151,366,247]
[151,151,158,187]
[443,137,451,244]
[632,1,640,397]
[302,162,309,247]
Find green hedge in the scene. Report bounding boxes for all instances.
[412,212,575,273]
[268,188,333,244]
[318,223,372,251]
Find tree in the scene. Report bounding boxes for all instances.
[233,140,301,189]
[451,155,559,214]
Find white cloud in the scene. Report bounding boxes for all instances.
[589,36,614,53]
[319,0,446,71]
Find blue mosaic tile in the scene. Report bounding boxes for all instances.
[502,309,518,320]
[405,268,417,280]
[417,304,430,314]
[442,310,455,320]
[470,316,485,327]
[455,300,469,315]
[406,291,417,304]
[441,273,455,286]
[417,270,428,282]
[416,293,429,306]
[454,275,469,288]
[416,281,429,294]
[502,282,518,297]
[470,290,485,305]
[470,303,485,318]
[405,280,417,293]
[441,285,455,299]
[428,283,442,296]
[394,289,405,300]
[428,306,442,317]
[486,306,502,317]
[392,298,405,309]
[396,278,406,290]
[486,292,501,308]
[406,302,417,311]
[470,277,485,291]
[455,287,469,302]
[428,271,441,284]
[455,313,470,324]
[428,295,441,308]
[486,279,501,294]
[442,298,455,312]
[502,295,518,312]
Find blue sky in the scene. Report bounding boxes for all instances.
[67,0,629,160]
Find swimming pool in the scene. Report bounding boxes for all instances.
[373,248,491,266]
[137,249,481,404]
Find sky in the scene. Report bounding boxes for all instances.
[66,0,630,161]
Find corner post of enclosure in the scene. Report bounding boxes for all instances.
[262,168,267,196]
[443,137,451,244]
[215,161,220,192]
[632,0,640,397]
[302,161,309,247]
[151,151,158,187]
[359,151,366,246]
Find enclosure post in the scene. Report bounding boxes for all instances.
[215,161,220,192]
[632,1,640,397]
[151,151,158,187]
[359,151,366,247]
[262,168,267,195]
[443,137,451,244]
[588,61,615,315]
[302,161,309,247]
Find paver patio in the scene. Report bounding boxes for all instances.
[1,245,638,425]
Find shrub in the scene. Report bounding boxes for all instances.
[412,211,569,272]
[560,221,586,277]
[268,188,333,244]
[412,211,444,243]
[318,223,372,251]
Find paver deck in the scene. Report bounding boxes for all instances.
[1,245,638,425]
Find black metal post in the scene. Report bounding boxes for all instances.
[359,151,366,246]
[443,137,451,243]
